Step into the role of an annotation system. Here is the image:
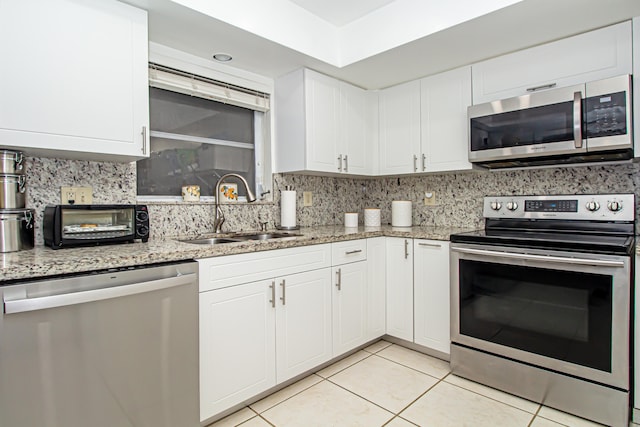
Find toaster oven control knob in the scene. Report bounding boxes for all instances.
[136,211,149,222]
[137,225,149,237]
[490,201,502,211]
[607,200,622,212]
[506,201,518,211]
[585,201,600,212]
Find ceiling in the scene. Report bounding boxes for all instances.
[122,0,640,89]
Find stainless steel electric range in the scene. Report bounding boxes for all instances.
[449,194,635,427]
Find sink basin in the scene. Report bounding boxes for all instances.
[234,232,301,241]
[179,232,301,245]
[179,237,241,245]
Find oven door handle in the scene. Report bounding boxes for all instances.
[451,247,626,268]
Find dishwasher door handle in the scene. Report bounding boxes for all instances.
[3,273,197,314]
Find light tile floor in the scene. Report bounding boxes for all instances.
[208,340,609,427]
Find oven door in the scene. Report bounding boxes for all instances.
[450,243,630,390]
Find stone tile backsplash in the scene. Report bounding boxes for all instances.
[25,156,640,244]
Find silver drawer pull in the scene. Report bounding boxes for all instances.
[418,242,441,248]
[345,249,362,255]
[526,83,557,92]
[269,281,276,308]
[280,279,286,305]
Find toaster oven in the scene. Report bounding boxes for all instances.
[43,205,149,249]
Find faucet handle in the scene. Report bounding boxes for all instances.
[259,221,268,232]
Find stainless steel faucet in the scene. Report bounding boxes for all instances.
[214,173,257,233]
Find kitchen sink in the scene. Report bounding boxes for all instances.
[179,232,301,245]
[179,237,242,245]
[233,232,301,240]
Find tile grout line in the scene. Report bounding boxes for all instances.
[249,374,325,415]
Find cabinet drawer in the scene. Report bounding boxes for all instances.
[198,244,331,292]
[332,239,367,265]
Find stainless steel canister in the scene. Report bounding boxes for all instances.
[0,150,24,175]
[0,174,26,208]
[0,209,34,252]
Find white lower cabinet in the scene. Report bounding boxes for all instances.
[275,269,332,383]
[414,239,451,355]
[199,279,276,420]
[198,245,332,423]
[385,237,414,341]
[332,261,368,355]
[366,237,386,340]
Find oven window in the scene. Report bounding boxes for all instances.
[459,259,612,372]
[470,101,574,152]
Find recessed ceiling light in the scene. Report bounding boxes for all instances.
[213,53,233,62]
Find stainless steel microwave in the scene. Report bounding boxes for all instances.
[468,75,633,168]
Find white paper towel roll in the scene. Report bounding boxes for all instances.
[280,190,297,228]
[392,201,412,227]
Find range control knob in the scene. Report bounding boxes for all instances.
[607,200,622,212]
[506,201,518,211]
[585,201,600,212]
[490,201,502,211]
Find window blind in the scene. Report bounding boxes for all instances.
[148,63,270,112]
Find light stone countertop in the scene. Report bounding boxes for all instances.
[0,225,476,283]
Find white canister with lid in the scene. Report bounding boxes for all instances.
[391,201,412,227]
[364,208,381,227]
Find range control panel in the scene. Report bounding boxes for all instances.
[483,194,634,221]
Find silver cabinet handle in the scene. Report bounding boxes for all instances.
[345,249,362,255]
[336,268,342,290]
[337,154,343,172]
[422,154,426,171]
[573,91,583,149]
[413,154,418,172]
[404,239,409,259]
[526,83,557,92]
[4,273,196,314]
[418,242,441,248]
[451,246,625,268]
[269,281,276,308]
[141,126,148,155]
[343,155,349,172]
[280,279,286,305]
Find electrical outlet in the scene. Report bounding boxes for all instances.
[303,191,313,207]
[424,191,437,206]
[61,186,93,205]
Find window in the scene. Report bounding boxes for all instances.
[136,64,270,201]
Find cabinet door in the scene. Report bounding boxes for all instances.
[0,0,149,161]
[378,80,421,175]
[420,67,473,173]
[634,18,640,159]
[332,262,368,356]
[276,268,332,382]
[385,237,414,341]
[305,70,340,173]
[340,82,371,175]
[199,280,276,421]
[366,237,386,340]
[414,239,451,355]
[472,21,632,104]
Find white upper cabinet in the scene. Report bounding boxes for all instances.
[275,68,374,175]
[378,80,421,175]
[472,21,632,104]
[379,67,472,175]
[0,0,149,161]
[420,66,473,173]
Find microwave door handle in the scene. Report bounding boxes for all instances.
[573,91,583,149]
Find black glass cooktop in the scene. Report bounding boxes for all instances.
[450,229,635,255]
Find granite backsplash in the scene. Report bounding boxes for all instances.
[25,156,640,244]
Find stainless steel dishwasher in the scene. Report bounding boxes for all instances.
[0,261,199,427]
